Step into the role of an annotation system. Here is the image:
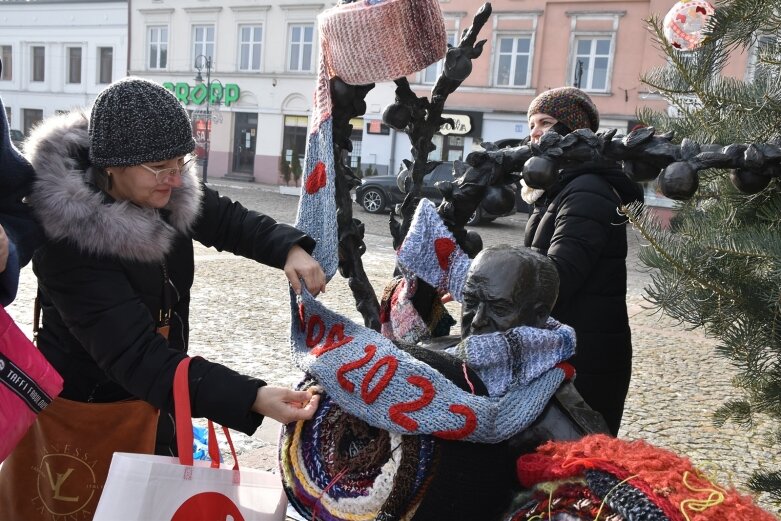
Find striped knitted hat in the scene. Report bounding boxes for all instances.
[527,86,600,132]
[319,0,447,85]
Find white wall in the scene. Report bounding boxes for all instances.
[0,1,128,130]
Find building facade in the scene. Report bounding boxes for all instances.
[2,0,760,192]
[0,0,127,136]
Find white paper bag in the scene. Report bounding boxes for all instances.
[94,452,286,521]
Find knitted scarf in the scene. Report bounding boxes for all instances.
[447,318,576,397]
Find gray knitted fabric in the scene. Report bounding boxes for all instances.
[447,318,576,397]
[396,199,470,302]
[89,77,196,167]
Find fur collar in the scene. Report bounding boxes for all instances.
[26,111,202,263]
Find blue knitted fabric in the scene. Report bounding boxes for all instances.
[446,318,575,397]
[396,199,470,302]
[290,289,566,444]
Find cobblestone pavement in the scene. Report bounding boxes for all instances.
[7,179,778,516]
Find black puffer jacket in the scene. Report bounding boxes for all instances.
[26,111,314,439]
[524,162,643,435]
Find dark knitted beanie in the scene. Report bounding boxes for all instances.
[89,77,195,167]
[527,87,600,132]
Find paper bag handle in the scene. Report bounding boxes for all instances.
[174,357,239,470]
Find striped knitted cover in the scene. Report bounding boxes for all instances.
[515,434,778,521]
[290,288,569,444]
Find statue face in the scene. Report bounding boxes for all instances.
[460,249,548,338]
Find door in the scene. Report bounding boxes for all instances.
[232,112,258,173]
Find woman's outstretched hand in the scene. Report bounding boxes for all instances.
[284,244,326,297]
[252,386,321,424]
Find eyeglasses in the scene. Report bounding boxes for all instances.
[138,156,195,183]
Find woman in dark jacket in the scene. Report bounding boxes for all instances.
[22,77,324,445]
[522,87,644,435]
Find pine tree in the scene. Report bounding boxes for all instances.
[628,0,781,504]
[279,149,291,186]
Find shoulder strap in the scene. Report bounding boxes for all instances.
[33,293,41,345]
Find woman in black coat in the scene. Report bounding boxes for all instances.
[522,87,644,435]
[24,77,324,446]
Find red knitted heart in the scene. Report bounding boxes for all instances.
[434,238,456,270]
[305,162,327,194]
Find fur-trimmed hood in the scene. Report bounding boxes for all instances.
[26,111,203,263]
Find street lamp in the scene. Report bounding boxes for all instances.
[193,54,222,183]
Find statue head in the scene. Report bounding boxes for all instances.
[460,245,559,338]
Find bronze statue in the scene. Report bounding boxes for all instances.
[461,245,559,337]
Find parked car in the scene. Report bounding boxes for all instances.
[10,129,24,149]
[355,162,522,225]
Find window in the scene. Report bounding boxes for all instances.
[32,46,45,82]
[287,24,314,72]
[148,26,168,70]
[0,46,11,81]
[67,47,82,84]
[22,108,43,136]
[4,106,11,124]
[193,25,215,67]
[494,34,533,87]
[345,118,363,169]
[571,37,613,91]
[422,32,458,84]
[239,25,263,71]
[97,47,113,84]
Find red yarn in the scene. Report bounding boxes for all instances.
[516,434,776,521]
[434,238,456,270]
[305,161,327,194]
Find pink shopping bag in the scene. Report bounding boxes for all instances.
[93,357,287,521]
[0,305,63,462]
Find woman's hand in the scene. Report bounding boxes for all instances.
[252,386,321,424]
[284,244,326,296]
[0,225,8,273]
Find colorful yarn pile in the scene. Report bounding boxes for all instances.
[279,386,438,521]
[508,434,777,521]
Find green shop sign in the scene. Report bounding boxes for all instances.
[162,82,240,107]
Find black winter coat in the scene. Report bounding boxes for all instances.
[524,162,643,435]
[26,111,314,438]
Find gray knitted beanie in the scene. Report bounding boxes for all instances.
[89,77,195,167]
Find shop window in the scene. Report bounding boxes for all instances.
[22,108,43,136]
[282,115,309,181]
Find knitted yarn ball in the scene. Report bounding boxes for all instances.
[281,348,514,521]
[515,434,777,521]
[527,86,600,133]
[89,77,195,167]
[319,0,447,85]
